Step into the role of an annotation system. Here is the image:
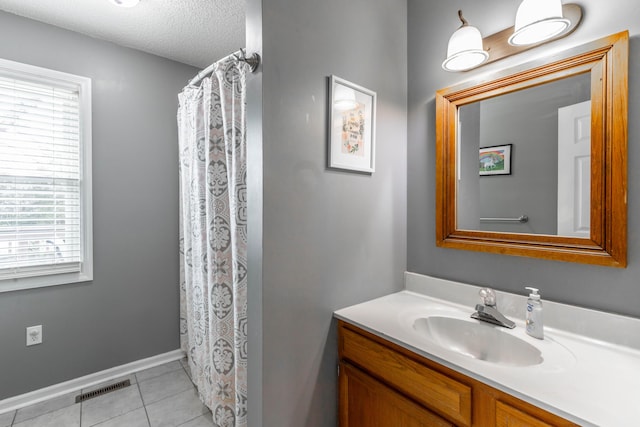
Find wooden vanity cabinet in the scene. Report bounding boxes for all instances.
[340,362,454,427]
[338,321,578,427]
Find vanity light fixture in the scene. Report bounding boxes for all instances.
[442,11,489,72]
[108,0,140,8]
[442,3,582,72]
[509,0,571,46]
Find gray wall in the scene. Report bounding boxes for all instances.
[457,103,481,230]
[250,0,408,425]
[245,0,263,424]
[0,12,197,399]
[408,0,640,318]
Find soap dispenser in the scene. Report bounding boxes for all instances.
[525,287,544,339]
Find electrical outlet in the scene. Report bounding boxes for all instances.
[26,325,42,346]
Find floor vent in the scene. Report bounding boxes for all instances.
[74,379,131,403]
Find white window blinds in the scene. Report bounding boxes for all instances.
[0,72,84,280]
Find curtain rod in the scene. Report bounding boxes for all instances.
[188,49,260,87]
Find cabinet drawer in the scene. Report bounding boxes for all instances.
[496,401,554,427]
[495,400,578,427]
[340,326,472,426]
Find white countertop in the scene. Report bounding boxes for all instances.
[334,273,640,427]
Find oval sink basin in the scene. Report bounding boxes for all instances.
[413,316,543,367]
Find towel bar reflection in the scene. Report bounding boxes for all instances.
[480,215,529,223]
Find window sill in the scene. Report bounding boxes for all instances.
[0,270,93,293]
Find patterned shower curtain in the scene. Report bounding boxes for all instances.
[177,55,248,427]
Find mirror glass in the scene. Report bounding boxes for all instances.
[457,72,591,236]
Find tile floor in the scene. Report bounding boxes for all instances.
[0,358,214,427]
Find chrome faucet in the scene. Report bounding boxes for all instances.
[471,288,516,329]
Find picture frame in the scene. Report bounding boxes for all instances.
[328,75,376,173]
[479,144,512,176]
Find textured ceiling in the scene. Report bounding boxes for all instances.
[0,0,245,68]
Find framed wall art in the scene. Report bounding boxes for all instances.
[328,75,376,173]
[479,144,512,176]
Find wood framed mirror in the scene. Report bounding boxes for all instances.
[436,31,628,267]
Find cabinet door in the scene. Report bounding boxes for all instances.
[339,362,453,427]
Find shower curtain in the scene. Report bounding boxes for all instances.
[178,55,248,427]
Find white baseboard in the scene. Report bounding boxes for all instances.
[0,349,185,415]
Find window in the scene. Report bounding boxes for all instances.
[0,58,92,292]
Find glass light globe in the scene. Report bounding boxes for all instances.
[509,0,570,46]
[334,85,357,111]
[442,24,489,72]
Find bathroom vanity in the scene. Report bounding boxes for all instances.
[335,273,640,426]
